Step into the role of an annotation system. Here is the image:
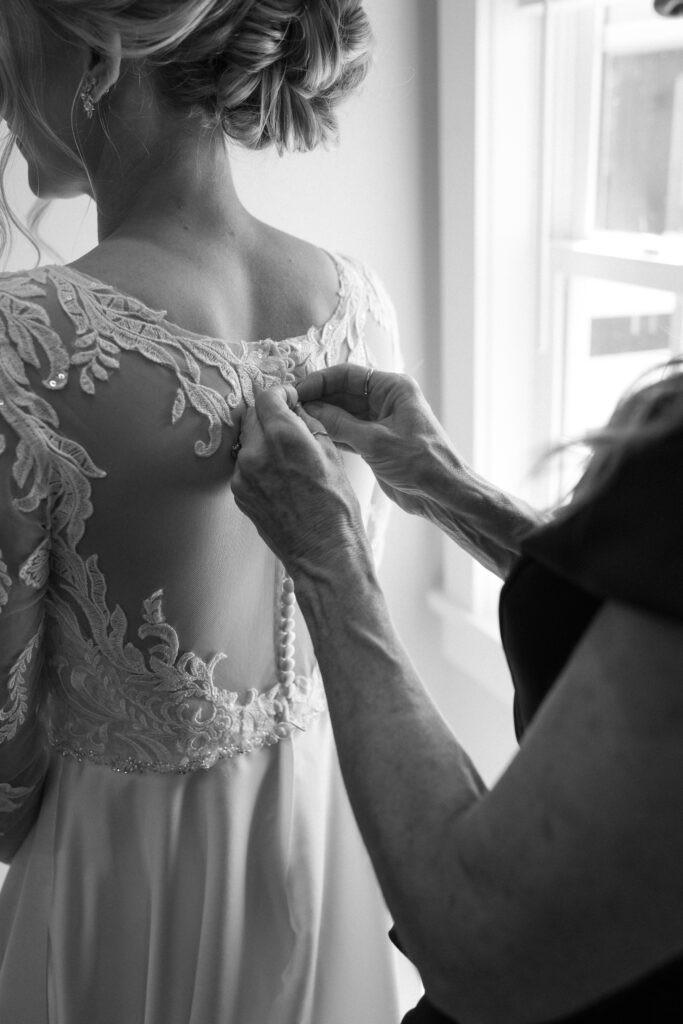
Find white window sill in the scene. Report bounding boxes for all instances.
[552,235,683,290]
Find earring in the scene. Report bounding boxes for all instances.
[80,77,96,119]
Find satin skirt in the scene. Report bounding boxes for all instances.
[0,713,403,1024]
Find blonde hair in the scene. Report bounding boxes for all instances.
[0,0,373,259]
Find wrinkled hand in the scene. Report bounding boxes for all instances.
[297,365,456,517]
[231,385,372,579]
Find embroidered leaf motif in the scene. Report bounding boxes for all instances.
[109,605,127,650]
[12,439,33,489]
[79,367,95,395]
[0,286,69,386]
[171,388,186,424]
[19,536,50,590]
[143,589,165,625]
[0,629,41,743]
[0,551,11,610]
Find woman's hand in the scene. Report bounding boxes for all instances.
[298,364,543,578]
[297,364,457,519]
[231,385,373,580]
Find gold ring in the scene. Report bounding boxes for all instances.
[363,367,374,397]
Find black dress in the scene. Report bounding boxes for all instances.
[398,417,683,1022]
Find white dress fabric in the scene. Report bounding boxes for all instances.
[0,254,403,1024]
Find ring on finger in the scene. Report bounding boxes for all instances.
[312,429,329,439]
[363,367,374,397]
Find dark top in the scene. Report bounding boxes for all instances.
[397,415,683,1022]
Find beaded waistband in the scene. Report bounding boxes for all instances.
[47,669,327,775]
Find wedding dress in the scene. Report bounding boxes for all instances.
[0,253,403,1024]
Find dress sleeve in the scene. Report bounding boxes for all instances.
[0,362,52,864]
[520,419,683,622]
[341,258,403,563]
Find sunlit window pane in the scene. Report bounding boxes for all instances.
[558,278,678,493]
[596,49,683,234]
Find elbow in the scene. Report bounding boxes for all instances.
[402,918,530,1024]
[419,961,530,1024]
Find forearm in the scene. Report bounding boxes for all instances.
[415,442,546,578]
[292,548,487,978]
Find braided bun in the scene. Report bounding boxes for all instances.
[152,0,374,151]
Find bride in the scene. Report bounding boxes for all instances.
[0,1,402,1021]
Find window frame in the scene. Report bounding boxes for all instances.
[433,0,683,699]
[433,0,543,701]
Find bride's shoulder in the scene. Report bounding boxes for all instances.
[333,253,397,330]
[0,265,65,319]
[0,267,68,350]
[328,252,401,372]
[0,265,49,299]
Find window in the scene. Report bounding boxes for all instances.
[434,0,683,697]
[548,0,683,494]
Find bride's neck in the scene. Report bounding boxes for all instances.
[92,126,250,249]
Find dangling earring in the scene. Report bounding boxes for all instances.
[80,77,96,119]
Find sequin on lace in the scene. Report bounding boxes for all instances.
[0,256,393,774]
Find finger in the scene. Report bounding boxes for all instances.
[253,382,299,412]
[296,364,370,404]
[238,406,263,446]
[251,385,324,460]
[301,400,373,454]
[253,384,309,433]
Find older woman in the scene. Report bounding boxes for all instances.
[231,7,683,1019]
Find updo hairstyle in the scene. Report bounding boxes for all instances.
[36,0,374,152]
[0,1,372,262]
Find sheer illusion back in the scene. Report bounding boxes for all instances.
[0,252,404,1024]
[2,253,393,775]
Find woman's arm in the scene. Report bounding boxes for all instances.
[0,420,50,863]
[298,365,544,578]
[295,545,683,1023]
[233,388,683,1024]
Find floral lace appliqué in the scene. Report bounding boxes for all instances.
[19,537,50,590]
[47,566,325,773]
[0,551,10,610]
[42,261,366,456]
[0,630,42,743]
[0,256,393,774]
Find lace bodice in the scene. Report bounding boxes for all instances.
[0,254,398,846]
